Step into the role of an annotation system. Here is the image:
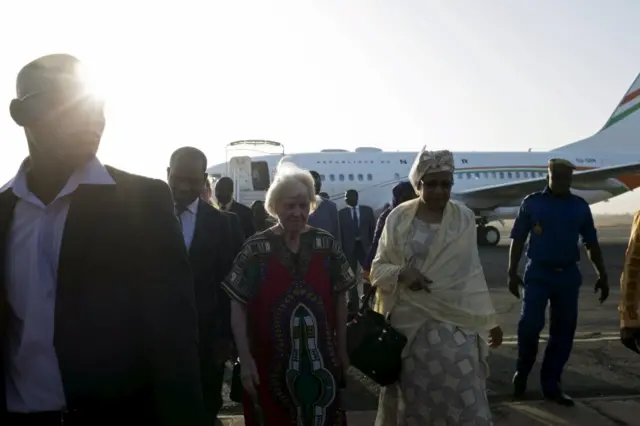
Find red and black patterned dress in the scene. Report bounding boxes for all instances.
[222,227,356,426]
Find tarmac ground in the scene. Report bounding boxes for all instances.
[220,223,640,425]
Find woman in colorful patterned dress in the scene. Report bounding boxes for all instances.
[223,163,356,426]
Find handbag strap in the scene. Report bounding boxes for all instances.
[359,285,377,314]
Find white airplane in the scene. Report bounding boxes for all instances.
[208,72,640,246]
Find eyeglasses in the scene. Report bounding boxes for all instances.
[421,179,453,190]
[20,90,104,121]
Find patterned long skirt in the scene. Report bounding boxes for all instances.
[375,319,493,426]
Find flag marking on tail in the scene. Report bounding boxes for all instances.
[604,88,640,129]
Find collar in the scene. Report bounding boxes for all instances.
[182,198,200,214]
[220,199,234,211]
[0,156,115,203]
[542,186,571,198]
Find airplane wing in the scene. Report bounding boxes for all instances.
[455,162,640,207]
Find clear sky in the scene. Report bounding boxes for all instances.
[1,0,639,213]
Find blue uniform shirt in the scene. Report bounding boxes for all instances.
[510,187,598,266]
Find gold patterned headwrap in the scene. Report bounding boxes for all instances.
[408,147,455,191]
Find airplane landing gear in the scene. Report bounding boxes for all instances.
[476,218,501,247]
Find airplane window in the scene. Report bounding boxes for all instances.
[482,172,488,178]
[507,172,513,179]
[321,174,326,181]
[367,173,373,181]
[339,174,345,181]
[348,174,354,181]
[491,172,497,179]
[515,171,521,178]
[499,172,504,179]
[357,174,363,181]
[474,172,480,179]
[329,174,335,181]
[523,171,529,178]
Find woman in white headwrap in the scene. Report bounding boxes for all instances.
[370,148,503,426]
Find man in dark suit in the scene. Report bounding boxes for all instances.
[0,54,205,425]
[308,171,341,239]
[339,189,376,314]
[214,177,255,237]
[167,147,244,425]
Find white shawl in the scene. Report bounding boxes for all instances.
[370,199,498,352]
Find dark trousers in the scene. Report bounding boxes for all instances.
[201,356,226,424]
[516,266,581,393]
[346,241,367,314]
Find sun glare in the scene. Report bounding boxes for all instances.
[76,62,107,102]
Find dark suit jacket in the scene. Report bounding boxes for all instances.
[339,205,376,256]
[308,198,341,240]
[188,200,244,354]
[362,206,392,272]
[0,166,206,425]
[227,201,254,238]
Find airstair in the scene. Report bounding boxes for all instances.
[224,140,285,207]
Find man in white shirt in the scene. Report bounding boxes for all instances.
[0,54,206,425]
[168,147,244,426]
[339,189,375,315]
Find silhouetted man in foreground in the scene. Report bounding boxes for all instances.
[0,54,205,425]
[168,147,244,425]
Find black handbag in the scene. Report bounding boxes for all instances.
[346,286,407,386]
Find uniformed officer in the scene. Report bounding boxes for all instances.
[507,158,609,406]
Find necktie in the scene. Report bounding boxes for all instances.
[352,207,359,229]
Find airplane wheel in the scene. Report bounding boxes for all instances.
[483,225,501,246]
[477,226,487,246]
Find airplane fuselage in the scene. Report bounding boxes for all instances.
[208,150,639,220]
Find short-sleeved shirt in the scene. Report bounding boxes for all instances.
[510,187,597,267]
[222,227,356,305]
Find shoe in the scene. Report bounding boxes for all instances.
[543,390,575,407]
[512,372,527,399]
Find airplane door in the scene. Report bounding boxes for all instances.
[251,161,271,190]
[228,156,253,191]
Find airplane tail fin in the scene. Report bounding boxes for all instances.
[552,71,640,153]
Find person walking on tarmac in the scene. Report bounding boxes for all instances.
[507,158,609,406]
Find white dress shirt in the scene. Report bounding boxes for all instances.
[0,157,115,413]
[176,198,199,250]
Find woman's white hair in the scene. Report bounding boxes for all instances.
[264,162,317,218]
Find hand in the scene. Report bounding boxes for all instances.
[215,339,235,363]
[508,272,523,299]
[400,266,432,292]
[594,275,609,303]
[620,327,640,354]
[240,357,260,401]
[488,326,503,348]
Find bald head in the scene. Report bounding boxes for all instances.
[215,177,234,206]
[11,53,105,172]
[16,54,85,100]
